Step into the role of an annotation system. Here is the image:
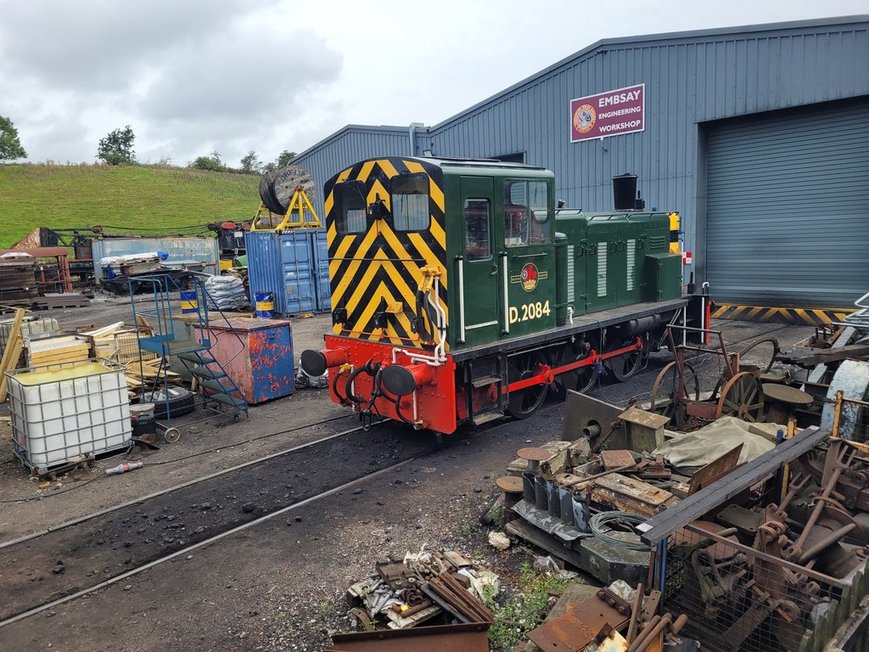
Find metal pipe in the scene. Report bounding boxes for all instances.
[632,613,673,652]
[796,522,857,565]
[627,614,664,652]
[582,423,601,438]
[789,445,849,555]
[832,390,844,438]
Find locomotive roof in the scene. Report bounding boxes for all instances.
[347,156,551,175]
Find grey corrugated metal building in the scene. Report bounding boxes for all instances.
[293,16,869,308]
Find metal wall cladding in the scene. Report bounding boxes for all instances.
[244,230,331,315]
[706,98,869,307]
[91,237,219,278]
[426,18,869,267]
[200,318,294,404]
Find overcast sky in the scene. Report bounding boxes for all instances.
[1,1,865,167]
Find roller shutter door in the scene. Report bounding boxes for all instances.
[706,98,869,308]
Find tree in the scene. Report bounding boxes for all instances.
[0,115,27,160]
[276,150,296,168]
[189,151,225,172]
[239,150,261,174]
[97,125,136,165]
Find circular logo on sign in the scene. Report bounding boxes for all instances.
[521,263,539,292]
[573,103,596,134]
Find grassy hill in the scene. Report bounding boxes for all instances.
[0,164,261,248]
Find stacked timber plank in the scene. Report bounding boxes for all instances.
[125,358,180,389]
[27,335,93,369]
[83,322,158,365]
[0,309,25,402]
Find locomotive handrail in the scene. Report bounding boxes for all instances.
[511,251,549,259]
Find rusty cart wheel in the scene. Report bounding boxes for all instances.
[507,352,548,419]
[649,361,700,429]
[739,337,780,373]
[715,371,765,422]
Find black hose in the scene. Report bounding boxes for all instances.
[345,364,368,404]
[376,373,415,425]
[345,359,379,404]
[332,369,348,404]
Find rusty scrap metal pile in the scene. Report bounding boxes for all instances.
[653,434,869,652]
[525,582,688,652]
[486,315,869,651]
[494,391,766,587]
[342,548,497,631]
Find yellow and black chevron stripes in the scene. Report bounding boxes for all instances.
[323,158,447,349]
[712,303,853,325]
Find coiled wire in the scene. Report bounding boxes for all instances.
[589,511,650,551]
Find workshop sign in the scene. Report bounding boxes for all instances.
[570,84,645,142]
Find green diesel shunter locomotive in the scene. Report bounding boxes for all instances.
[301,157,706,434]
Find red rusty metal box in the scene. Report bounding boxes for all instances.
[199,317,294,404]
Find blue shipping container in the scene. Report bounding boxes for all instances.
[245,230,330,316]
[311,230,332,312]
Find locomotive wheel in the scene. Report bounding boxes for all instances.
[649,361,700,429]
[715,371,765,422]
[607,336,646,382]
[739,337,780,373]
[507,352,547,419]
[559,342,599,394]
[544,349,568,399]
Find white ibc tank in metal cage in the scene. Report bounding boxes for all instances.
[7,360,132,473]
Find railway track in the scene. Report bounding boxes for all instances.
[0,417,437,626]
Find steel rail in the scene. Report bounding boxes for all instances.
[0,414,371,550]
[0,457,413,629]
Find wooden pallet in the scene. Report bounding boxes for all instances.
[31,294,90,310]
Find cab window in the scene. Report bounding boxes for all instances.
[503,179,551,247]
[390,173,430,231]
[464,199,491,261]
[334,181,367,234]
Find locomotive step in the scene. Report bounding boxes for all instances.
[472,375,503,388]
[471,410,504,426]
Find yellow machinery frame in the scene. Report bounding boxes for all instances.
[250,185,321,231]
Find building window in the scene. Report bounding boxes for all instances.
[334,181,367,234]
[390,173,430,231]
[464,199,491,260]
[504,179,551,247]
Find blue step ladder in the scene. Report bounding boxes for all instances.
[130,274,248,429]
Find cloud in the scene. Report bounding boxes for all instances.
[0,0,252,92]
[0,0,864,165]
[0,0,342,164]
